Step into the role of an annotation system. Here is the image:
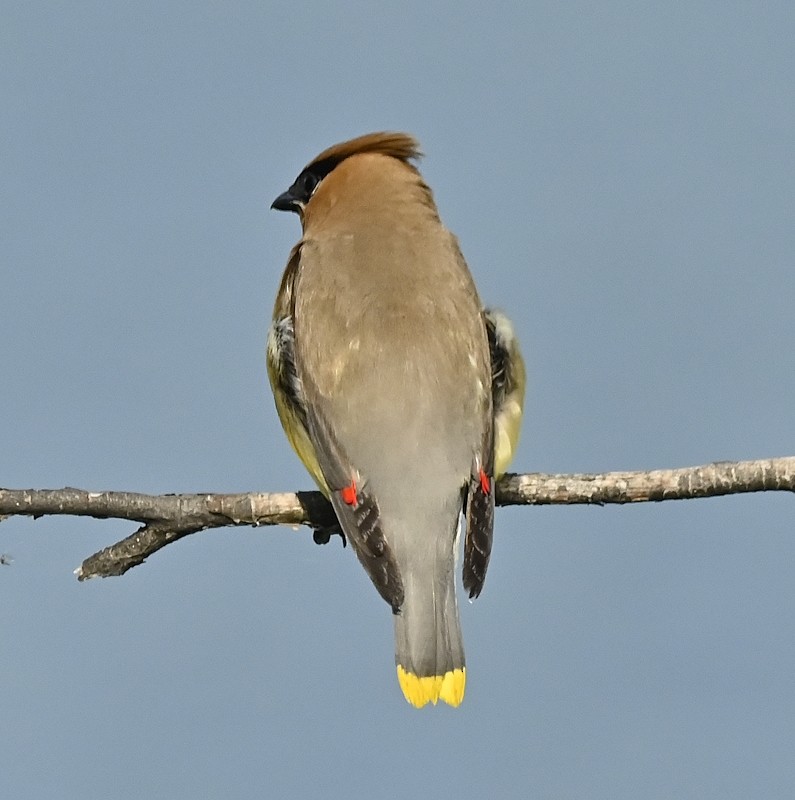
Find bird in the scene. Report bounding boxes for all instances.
[267,132,524,707]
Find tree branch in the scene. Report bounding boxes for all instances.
[1,457,793,581]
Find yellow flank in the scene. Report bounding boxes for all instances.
[266,340,330,495]
[493,340,526,479]
[494,393,523,479]
[397,666,466,708]
[278,398,328,492]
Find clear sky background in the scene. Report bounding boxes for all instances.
[2,3,794,798]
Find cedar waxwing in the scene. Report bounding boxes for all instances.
[267,132,525,707]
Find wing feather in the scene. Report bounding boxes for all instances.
[462,311,497,599]
[283,246,405,612]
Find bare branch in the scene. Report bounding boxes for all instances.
[1,457,793,581]
[498,457,795,505]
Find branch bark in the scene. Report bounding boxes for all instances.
[1,457,793,581]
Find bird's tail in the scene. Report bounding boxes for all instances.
[393,562,465,708]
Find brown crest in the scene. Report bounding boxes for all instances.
[305,132,422,173]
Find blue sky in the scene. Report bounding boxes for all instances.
[2,3,794,798]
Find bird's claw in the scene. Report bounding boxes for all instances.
[313,526,347,547]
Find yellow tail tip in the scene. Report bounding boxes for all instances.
[396,666,466,708]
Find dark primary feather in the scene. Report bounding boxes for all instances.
[462,428,495,599]
[329,488,404,613]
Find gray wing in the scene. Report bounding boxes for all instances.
[299,382,405,612]
[286,246,405,613]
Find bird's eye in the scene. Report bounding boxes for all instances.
[298,171,320,201]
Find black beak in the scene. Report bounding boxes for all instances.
[271,190,299,213]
